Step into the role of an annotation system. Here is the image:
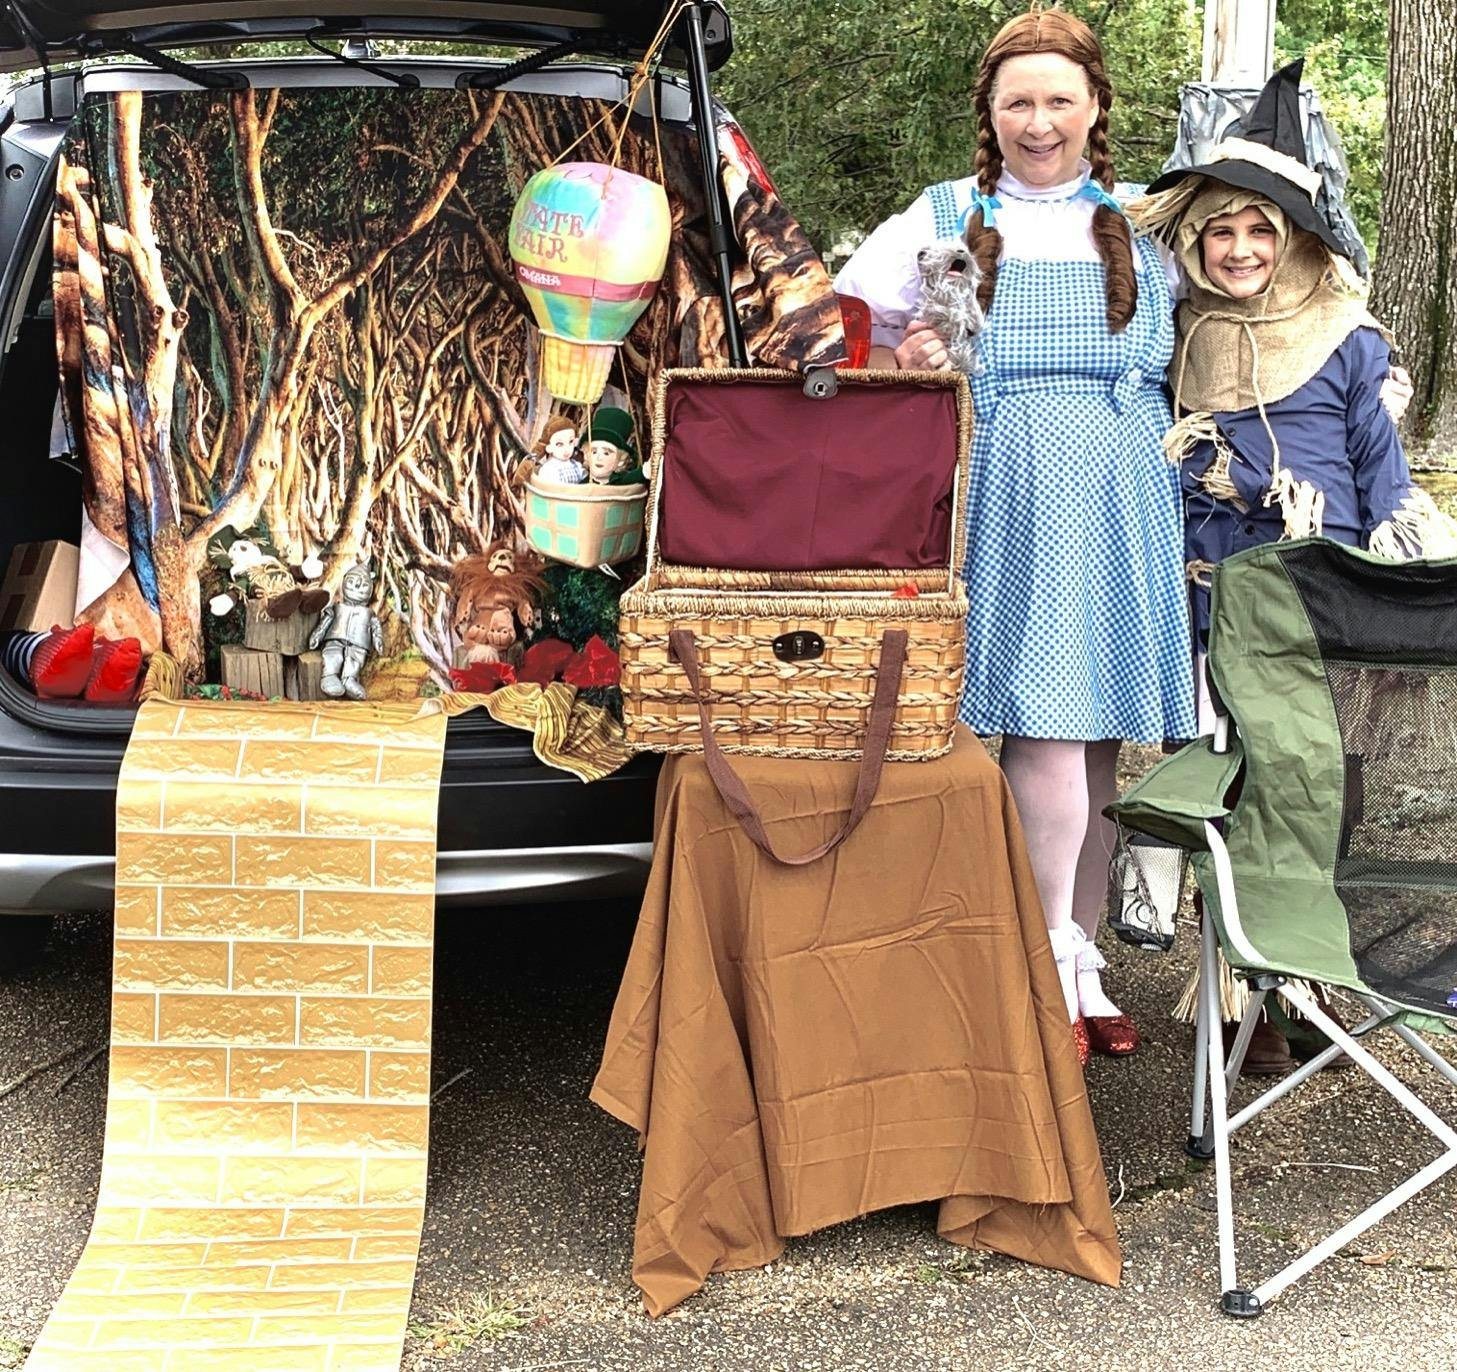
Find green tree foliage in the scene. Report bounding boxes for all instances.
[718,0,1201,259]
[1275,1,1387,253]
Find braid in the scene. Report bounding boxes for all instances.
[1087,105,1137,333]
[967,89,1004,316]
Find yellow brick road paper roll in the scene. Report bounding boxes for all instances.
[25,698,447,1372]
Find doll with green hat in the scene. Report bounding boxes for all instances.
[583,407,646,486]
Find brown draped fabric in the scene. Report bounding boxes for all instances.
[591,727,1121,1316]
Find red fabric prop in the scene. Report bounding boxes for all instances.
[450,661,517,694]
[84,637,143,703]
[563,635,621,688]
[657,379,961,572]
[32,623,96,698]
[518,638,577,686]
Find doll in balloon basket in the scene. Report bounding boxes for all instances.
[521,416,586,487]
[582,408,646,486]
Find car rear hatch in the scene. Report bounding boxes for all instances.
[0,0,732,73]
[0,0,748,748]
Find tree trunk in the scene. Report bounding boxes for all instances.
[1371,0,1457,459]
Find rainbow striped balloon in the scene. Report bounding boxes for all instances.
[509,162,671,404]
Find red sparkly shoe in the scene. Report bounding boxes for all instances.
[1072,1014,1090,1068]
[1086,1013,1140,1057]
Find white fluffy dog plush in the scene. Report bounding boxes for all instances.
[916,242,986,375]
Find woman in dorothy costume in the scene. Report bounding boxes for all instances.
[835,7,1192,1066]
[836,8,1419,1071]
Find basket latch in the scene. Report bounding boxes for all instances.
[802,367,838,400]
[772,631,825,662]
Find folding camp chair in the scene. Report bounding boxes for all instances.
[1109,538,1457,1317]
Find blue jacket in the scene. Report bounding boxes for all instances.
[1184,327,1413,647]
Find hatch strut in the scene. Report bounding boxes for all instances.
[456,37,583,91]
[81,33,248,90]
[679,2,747,366]
[4,1,54,116]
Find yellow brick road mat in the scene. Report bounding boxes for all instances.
[25,698,448,1371]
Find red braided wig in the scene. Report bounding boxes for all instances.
[967,8,1137,333]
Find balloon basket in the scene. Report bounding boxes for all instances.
[542,337,616,405]
[524,478,648,569]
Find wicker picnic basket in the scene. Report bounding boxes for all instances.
[619,368,971,763]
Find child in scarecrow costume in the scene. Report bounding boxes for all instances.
[1132,59,1457,1074]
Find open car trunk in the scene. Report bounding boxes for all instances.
[0,41,844,734]
[0,0,734,73]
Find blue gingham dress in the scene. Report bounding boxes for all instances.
[929,183,1195,743]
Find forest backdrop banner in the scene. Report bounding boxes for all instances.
[54,86,844,689]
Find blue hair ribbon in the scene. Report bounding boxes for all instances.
[1078,181,1124,215]
[958,190,1002,233]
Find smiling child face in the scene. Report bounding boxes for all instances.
[1199,206,1280,299]
[544,427,577,462]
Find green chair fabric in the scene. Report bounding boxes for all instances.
[1110,537,1457,1021]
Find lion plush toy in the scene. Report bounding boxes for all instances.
[450,542,547,668]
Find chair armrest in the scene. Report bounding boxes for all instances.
[1105,735,1245,852]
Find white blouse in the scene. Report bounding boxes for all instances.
[832,161,1181,349]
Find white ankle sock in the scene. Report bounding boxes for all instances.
[1047,924,1085,1024]
[1075,940,1122,1019]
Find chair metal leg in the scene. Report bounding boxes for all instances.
[1239,985,1457,1311]
[1199,906,1254,1315]
[1224,988,1268,1090]
[1188,927,1212,1159]
[1358,993,1457,1092]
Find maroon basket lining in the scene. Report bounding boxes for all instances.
[657,381,960,572]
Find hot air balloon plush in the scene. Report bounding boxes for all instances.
[509,162,671,405]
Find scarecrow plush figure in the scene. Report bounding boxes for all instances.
[583,407,645,485]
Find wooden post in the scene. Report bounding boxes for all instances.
[1202,0,1277,85]
[243,600,319,656]
[220,644,285,698]
[290,651,326,702]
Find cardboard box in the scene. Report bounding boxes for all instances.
[0,540,79,633]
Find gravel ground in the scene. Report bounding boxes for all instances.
[3,844,1457,1371]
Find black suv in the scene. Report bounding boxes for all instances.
[0,1,772,960]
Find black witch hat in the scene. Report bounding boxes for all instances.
[1146,59,1346,258]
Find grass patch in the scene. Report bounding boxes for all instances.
[912,1250,986,1284]
[1417,470,1457,519]
[0,1334,29,1370]
[407,1293,532,1359]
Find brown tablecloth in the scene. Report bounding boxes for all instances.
[590,727,1121,1316]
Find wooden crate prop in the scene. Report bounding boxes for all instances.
[219,644,284,698]
[243,600,318,655]
[524,479,647,569]
[620,369,971,762]
[286,650,326,701]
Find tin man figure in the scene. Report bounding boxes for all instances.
[308,563,384,700]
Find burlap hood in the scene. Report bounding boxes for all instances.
[1163,181,1387,416]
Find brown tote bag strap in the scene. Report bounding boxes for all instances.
[667,627,909,866]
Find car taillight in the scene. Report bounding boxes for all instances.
[835,293,871,369]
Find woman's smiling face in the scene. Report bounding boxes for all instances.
[1199,205,1280,298]
[990,53,1099,189]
